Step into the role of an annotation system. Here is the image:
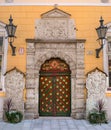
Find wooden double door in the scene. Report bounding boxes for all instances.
[39,58,71,116]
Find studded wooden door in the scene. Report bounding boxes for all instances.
[39,58,71,116]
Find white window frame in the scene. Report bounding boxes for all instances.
[0,22,8,91]
[103,23,111,89]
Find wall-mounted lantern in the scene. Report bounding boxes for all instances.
[95,16,108,58]
[5,15,17,56]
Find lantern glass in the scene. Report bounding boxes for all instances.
[96,26,107,39]
[6,24,17,37]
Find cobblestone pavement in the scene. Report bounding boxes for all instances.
[0,117,111,130]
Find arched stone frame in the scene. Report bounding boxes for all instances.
[0,22,8,91]
[34,51,76,117]
[26,39,85,119]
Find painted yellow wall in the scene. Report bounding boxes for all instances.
[0,91,5,97]
[0,5,111,74]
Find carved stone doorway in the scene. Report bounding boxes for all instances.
[39,58,71,116]
[25,7,86,119]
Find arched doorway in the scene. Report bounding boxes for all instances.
[39,58,71,116]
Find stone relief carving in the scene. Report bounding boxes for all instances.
[35,19,68,40]
[86,69,107,115]
[5,68,25,113]
[35,8,76,40]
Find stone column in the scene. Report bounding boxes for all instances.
[25,42,38,119]
[75,42,85,119]
[71,74,76,118]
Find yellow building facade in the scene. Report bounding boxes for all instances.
[0,5,110,73]
[0,1,111,119]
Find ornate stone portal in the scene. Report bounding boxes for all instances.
[26,7,86,119]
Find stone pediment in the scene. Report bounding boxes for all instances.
[4,67,25,76]
[35,7,76,40]
[86,67,107,76]
[41,8,71,18]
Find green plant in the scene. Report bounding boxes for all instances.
[5,111,23,123]
[4,98,23,123]
[88,99,108,124]
[88,111,107,124]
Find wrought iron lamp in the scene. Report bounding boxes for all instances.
[5,15,17,56]
[95,16,108,58]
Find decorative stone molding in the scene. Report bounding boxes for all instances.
[86,68,107,115]
[4,67,25,114]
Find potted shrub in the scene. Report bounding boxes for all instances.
[88,99,108,124]
[4,98,23,123]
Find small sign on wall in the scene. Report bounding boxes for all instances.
[18,47,24,55]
